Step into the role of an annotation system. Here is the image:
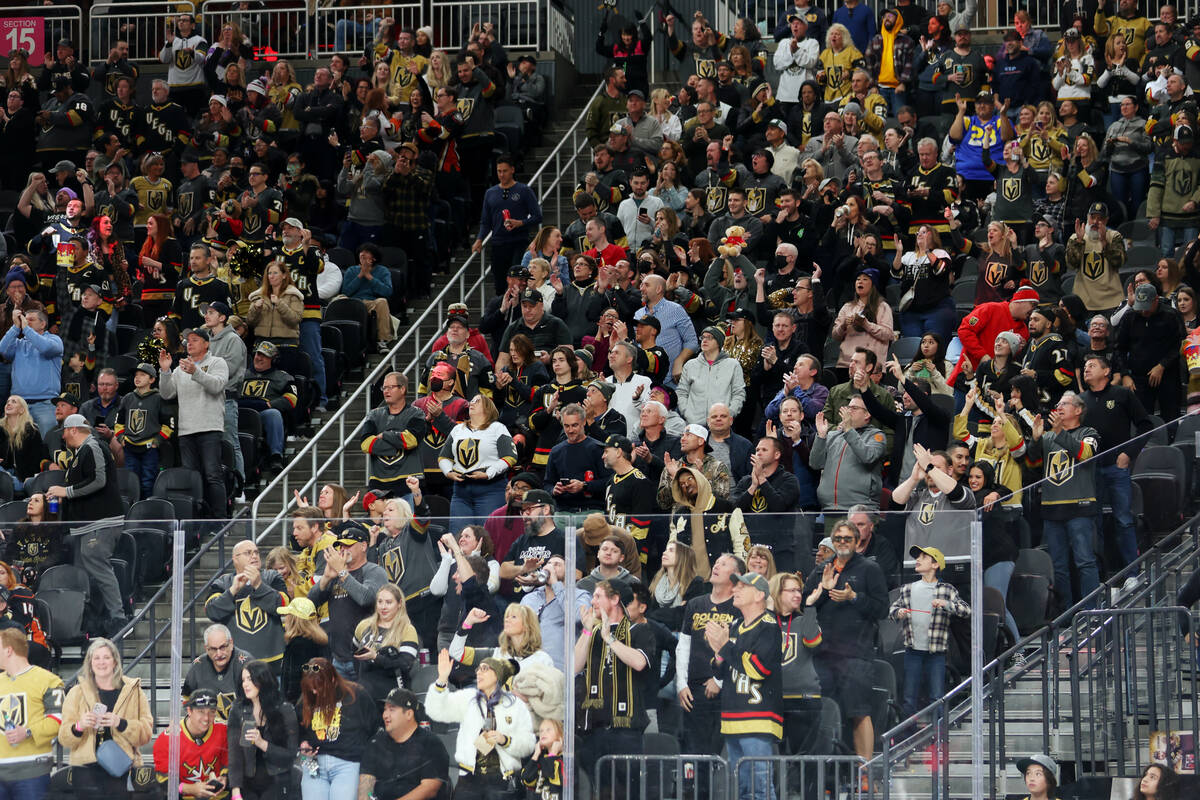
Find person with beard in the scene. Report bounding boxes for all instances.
[1019,307,1075,409]
[674,553,742,789]
[784,83,825,151]
[731,436,802,572]
[274,218,328,410]
[657,423,732,507]
[501,489,566,594]
[1066,202,1126,314]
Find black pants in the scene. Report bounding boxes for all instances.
[179,430,227,517]
[1134,373,1181,423]
[488,239,529,296]
[170,85,209,118]
[453,772,522,800]
[577,727,643,800]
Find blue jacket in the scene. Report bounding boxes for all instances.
[478,181,543,246]
[341,265,393,301]
[993,52,1043,110]
[0,325,62,402]
[832,4,877,51]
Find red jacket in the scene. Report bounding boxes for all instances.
[956,301,1029,370]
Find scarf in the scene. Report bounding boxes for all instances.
[581,617,636,728]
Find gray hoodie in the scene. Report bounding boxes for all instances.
[577,565,635,594]
[160,352,228,435]
[1102,116,1153,174]
[337,150,391,226]
[676,351,746,425]
[208,324,247,393]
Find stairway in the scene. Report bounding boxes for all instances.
[101,80,605,726]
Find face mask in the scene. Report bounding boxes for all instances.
[287,163,300,176]
[230,166,245,181]
[774,255,790,270]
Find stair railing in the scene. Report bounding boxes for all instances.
[250,81,604,543]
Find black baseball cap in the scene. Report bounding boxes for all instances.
[54,393,79,407]
[202,300,233,317]
[384,687,421,710]
[521,489,556,509]
[604,434,633,456]
[520,289,543,304]
[333,520,370,546]
[635,315,661,332]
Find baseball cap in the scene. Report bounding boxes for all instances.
[627,89,646,99]
[604,434,633,456]
[333,520,370,546]
[277,596,317,619]
[185,689,220,709]
[254,341,279,359]
[521,488,556,509]
[684,423,713,452]
[134,362,157,379]
[384,687,421,710]
[817,536,835,550]
[1133,283,1158,311]
[52,159,76,173]
[609,122,629,135]
[509,266,531,280]
[63,414,90,430]
[520,289,543,304]
[282,217,305,230]
[361,489,390,511]
[589,380,616,401]
[1087,201,1109,218]
[201,300,233,317]
[54,393,79,407]
[1062,27,1081,39]
[185,327,210,341]
[635,314,661,332]
[1016,755,1060,785]
[735,571,770,596]
[1003,30,1022,42]
[909,545,946,571]
[976,86,994,100]
[767,119,788,134]
[1176,125,1195,143]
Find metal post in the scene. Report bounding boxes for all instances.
[970,518,983,800]
[167,525,186,800]
[563,524,577,800]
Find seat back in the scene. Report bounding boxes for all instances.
[116,468,141,509]
[113,531,139,600]
[126,498,176,534]
[892,336,923,364]
[0,477,13,503]
[152,467,205,519]
[25,471,66,497]
[1133,445,1186,476]
[0,500,25,522]
[1008,574,1051,635]
[38,564,92,594]
[323,320,364,368]
[127,527,171,586]
[327,247,355,269]
[1014,548,1054,584]
[36,587,87,644]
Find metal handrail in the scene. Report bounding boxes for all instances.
[249,80,604,540]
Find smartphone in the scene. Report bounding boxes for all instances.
[92,703,107,716]
[206,779,224,791]
[354,646,370,656]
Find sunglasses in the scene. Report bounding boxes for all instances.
[301,663,324,674]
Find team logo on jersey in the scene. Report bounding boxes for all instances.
[826,65,845,91]
[178,193,193,218]
[1001,177,1022,202]
[146,189,166,213]
[706,187,728,214]
[745,187,767,214]
[781,631,798,664]
[1106,399,1116,409]
[984,260,1008,288]
[383,548,405,583]
[237,597,268,635]
[919,502,937,525]
[174,49,194,70]
[456,98,475,120]
[1029,259,1047,285]
[1082,251,1106,281]
[1122,28,1135,45]
[98,203,116,222]
[1029,137,1050,162]
[751,491,767,513]
[695,58,717,78]
[129,408,147,436]
[0,693,26,728]
[1172,168,1194,197]
[456,438,480,469]
[1046,450,1074,486]
[243,379,269,399]
[216,692,235,720]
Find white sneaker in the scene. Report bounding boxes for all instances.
[234,493,247,504]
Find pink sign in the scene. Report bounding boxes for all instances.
[0,17,45,66]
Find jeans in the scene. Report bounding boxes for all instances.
[726,734,778,800]
[1109,168,1149,218]
[902,649,946,719]
[1097,463,1137,569]
[300,753,359,800]
[0,773,50,800]
[984,560,1020,644]
[301,319,328,405]
[877,87,906,115]
[333,18,379,52]
[337,220,382,252]
[224,398,245,481]
[900,297,959,344]
[1160,225,1199,258]
[124,446,160,499]
[179,430,227,518]
[1043,516,1099,610]
[449,477,507,528]
[332,657,357,681]
[27,400,56,439]
[260,408,285,455]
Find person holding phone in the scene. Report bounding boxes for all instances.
[151,689,229,798]
[227,661,299,800]
[616,167,665,252]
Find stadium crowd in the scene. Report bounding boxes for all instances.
[1,1,1200,800]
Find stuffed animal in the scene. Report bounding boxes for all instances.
[718,225,748,259]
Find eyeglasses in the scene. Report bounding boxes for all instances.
[301,663,323,674]
[205,641,232,654]
[382,383,402,390]
[831,535,855,543]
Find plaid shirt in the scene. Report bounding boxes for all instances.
[888,579,970,654]
[382,165,435,233]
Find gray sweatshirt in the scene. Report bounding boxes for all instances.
[208,325,247,393]
[159,352,228,435]
[1102,116,1153,174]
[809,425,885,511]
[337,151,391,226]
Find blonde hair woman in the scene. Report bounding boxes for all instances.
[58,638,154,775]
[0,394,47,481]
[424,50,453,91]
[451,602,554,675]
[268,59,302,130]
[352,583,420,706]
[266,545,308,601]
[818,23,861,102]
[439,394,517,526]
[246,259,304,344]
[527,257,557,307]
[746,544,777,580]
[649,87,682,141]
[1020,101,1068,181]
[973,221,1023,304]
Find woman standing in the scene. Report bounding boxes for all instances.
[451,603,554,675]
[651,166,688,213]
[771,572,823,755]
[974,222,1025,304]
[647,539,705,631]
[817,24,861,104]
[14,172,55,250]
[746,544,777,581]
[1095,34,1140,127]
[58,638,154,789]
[432,525,500,597]
[246,259,304,345]
[1156,258,1185,309]
[724,307,763,435]
[352,584,420,706]
[528,346,587,469]
[649,88,682,142]
[297,657,378,798]
[427,648,536,799]
[496,334,548,445]
[891,225,956,341]
[227,660,300,800]
[88,214,131,307]
[136,213,182,318]
[1102,97,1152,219]
[831,269,894,372]
[1020,102,1069,190]
[439,395,517,525]
[1064,134,1108,227]
[278,598,329,705]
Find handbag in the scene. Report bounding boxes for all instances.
[96,739,133,778]
[898,285,916,312]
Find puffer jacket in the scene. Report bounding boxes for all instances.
[245,284,304,342]
[808,424,886,510]
[676,351,746,424]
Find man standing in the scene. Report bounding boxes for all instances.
[615,90,662,162]
[707,403,753,482]
[607,340,652,437]
[360,372,426,491]
[183,624,250,723]
[955,287,1039,372]
[892,444,977,564]
[1025,392,1102,610]
[706,571,783,800]
[47,413,124,522]
[158,13,208,116]
[520,554,590,671]
[602,434,656,563]
[731,437,802,571]
[277,218,328,410]
[204,540,288,668]
[1147,124,1200,257]
[1082,354,1153,577]
[586,66,629,148]
[158,328,229,517]
[472,156,543,294]
[382,142,435,299]
[205,300,247,488]
[1117,283,1185,421]
[752,311,807,413]
[634,274,698,385]
[544,405,609,515]
[0,627,63,800]
[616,167,664,250]
[1065,203,1126,314]
[495,291,571,371]
[359,689,450,800]
[171,243,233,331]
[1020,307,1075,408]
[802,519,887,762]
[0,308,62,436]
[308,521,389,679]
